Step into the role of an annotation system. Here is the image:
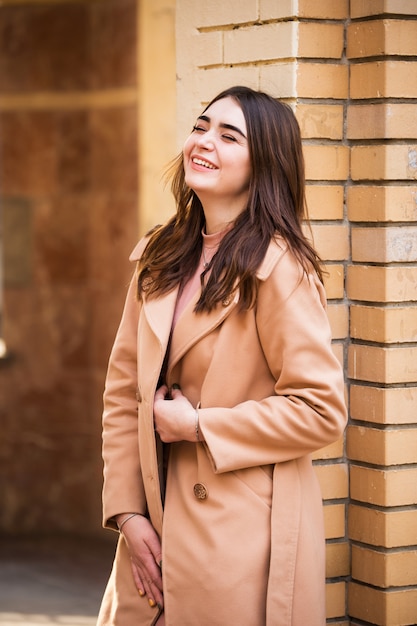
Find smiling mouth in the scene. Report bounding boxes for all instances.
[192,157,217,170]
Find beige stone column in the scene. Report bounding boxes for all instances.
[137,0,176,234]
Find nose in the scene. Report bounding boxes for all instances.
[196,130,214,150]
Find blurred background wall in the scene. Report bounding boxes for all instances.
[0,0,176,536]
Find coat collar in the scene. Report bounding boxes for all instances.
[255,235,287,281]
[129,233,288,280]
[130,234,287,358]
[142,287,179,351]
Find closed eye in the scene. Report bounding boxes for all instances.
[192,126,238,142]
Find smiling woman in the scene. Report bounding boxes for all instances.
[97,85,347,626]
[182,97,252,234]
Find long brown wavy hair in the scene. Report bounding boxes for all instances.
[136,86,323,312]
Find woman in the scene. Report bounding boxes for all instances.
[97,86,347,626]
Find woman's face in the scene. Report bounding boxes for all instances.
[183,97,251,214]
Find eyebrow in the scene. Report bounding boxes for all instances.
[197,114,247,139]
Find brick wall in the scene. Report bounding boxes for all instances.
[176,0,417,624]
[346,1,417,625]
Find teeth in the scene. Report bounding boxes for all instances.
[192,157,216,169]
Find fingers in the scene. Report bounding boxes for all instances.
[122,515,164,609]
[131,560,145,596]
[145,535,163,577]
[169,383,183,399]
[154,385,169,402]
[132,559,163,609]
[154,383,183,402]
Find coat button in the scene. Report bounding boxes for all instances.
[193,483,208,500]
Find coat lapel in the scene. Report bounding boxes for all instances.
[169,238,286,370]
[141,287,179,356]
[136,234,286,372]
[169,286,239,372]
[139,236,287,384]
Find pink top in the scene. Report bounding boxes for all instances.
[172,228,229,327]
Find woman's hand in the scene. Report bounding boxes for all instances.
[116,514,163,610]
[154,385,203,443]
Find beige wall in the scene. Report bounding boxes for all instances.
[175,1,417,624]
[138,0,176,234]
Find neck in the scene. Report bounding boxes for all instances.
[204,219,232,235]
[202,198,246,235]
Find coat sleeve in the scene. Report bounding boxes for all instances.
[101,270,147,530]
[198,249,348,473]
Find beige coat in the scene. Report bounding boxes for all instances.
[98,236,347,626]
